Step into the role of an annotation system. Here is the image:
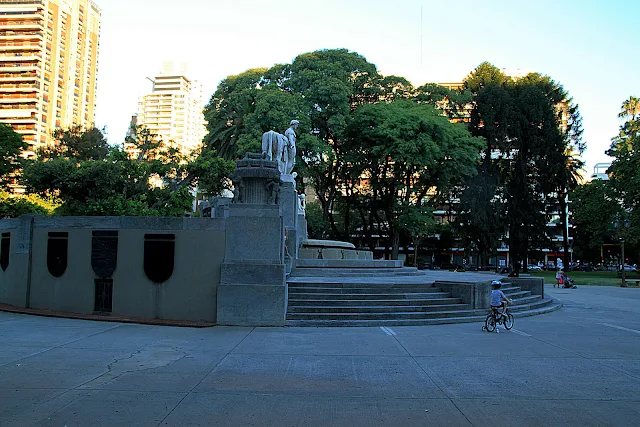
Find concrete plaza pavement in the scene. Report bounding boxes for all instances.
[1,284,639,426]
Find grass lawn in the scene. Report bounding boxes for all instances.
[528,271,640,287]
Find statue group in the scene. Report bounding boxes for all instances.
[262,120,298,175]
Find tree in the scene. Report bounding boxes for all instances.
[414,83,472,120]
[0,191,57,218]
[203,49,487,258]
[40,125,110,161]
[570,180,620,262]
[606,96,640,246]
[23,126,233,216]
[619,96,640,121]
[204,49,388,226]
[344,100,483,258]
[462,63,582,270]
[0,123,28,188]
[458,171,504,267]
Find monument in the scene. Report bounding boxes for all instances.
[261,120,299,175]
[217,153,287,325]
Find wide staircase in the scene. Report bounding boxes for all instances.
[286,261,560,326]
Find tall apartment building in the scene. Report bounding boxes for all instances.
[136,62,207,156]
[0,0,100,156]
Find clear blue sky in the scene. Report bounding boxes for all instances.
[94,0,640,175]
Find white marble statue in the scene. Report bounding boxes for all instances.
[284,120,298,174]
[297,193,306,215]
[261,120,299,175]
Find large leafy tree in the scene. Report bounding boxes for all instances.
[344,101,483,258]
[462,63,583,270]
[202,49,486,258]
[606,96,640,246]
[41,125,110,161]
[570,180,620,262]
[0,123,28,188]
[203,49,389,220]
[23,126,233,216]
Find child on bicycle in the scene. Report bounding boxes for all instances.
[490,280,511,317]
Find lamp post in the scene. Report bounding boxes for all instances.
[614,217,631,288]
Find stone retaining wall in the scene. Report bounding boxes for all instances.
[0,216,227,322]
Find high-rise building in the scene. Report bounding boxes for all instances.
[136,61,207,156]
[0,0,101,156]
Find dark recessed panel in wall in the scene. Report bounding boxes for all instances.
[47,232,68,278]
[1,232,10,272]
[91,231,118,278]
[143,234,175,284]
[94,278,113,313]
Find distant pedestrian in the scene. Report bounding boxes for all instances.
[555,269,563,288]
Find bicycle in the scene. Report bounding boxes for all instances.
[483,307,514,332]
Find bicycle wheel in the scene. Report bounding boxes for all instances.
[504,313,514,330]
[485,314,496,332]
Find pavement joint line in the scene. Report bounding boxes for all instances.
[155,326,257,427]
[0,322,124,368]
[510,329,531,337]
[502,318,640,383]
[601,323,640,335]
[380,324,475,425]
[380,326,396,336]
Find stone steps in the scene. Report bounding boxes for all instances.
[285,263,557,326]
[287,303,471,313]
[288,297,463,307]
[287,283,443,292]
[285,302,563,327]
[291,267,423,277]
[295,259,405,269]
[288,292,454,300]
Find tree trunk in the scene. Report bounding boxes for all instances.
[391,227,400,260]
[560,192,570,270]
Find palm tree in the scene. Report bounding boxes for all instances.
[619,96,640,121]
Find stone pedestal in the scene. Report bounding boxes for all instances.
[217,154,287,326]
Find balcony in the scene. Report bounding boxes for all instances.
[0,83,38,93]
[0,31,43,41]
[0,108,36,119]
[0,53,41,61]
[0,93,38,102]
[0,21,43,31]
[0,65,39,72]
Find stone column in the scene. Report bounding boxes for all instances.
[278,174,298,274]
[217,153,287,326]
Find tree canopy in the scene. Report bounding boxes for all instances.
[459,63,584,269]
[23,126,233,216]
[0,123,28,188]
[203,49,484,258]
[606,96,640,246]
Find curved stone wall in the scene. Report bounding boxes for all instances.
[0,216,227,322]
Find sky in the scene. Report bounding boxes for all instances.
[94,0,640,176]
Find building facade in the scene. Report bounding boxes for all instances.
[0,0,101,156]
[135,62,206,156]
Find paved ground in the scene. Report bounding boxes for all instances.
[1,284,639,427]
